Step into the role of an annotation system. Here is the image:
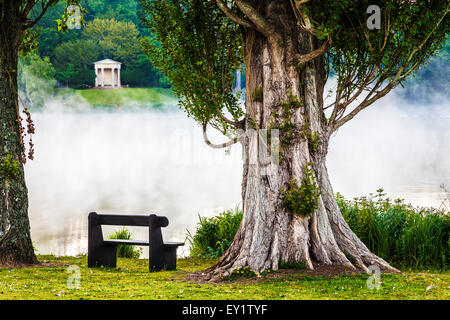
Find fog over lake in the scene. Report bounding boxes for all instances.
[25,89,449,258]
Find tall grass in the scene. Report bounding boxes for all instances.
[107,227,142,259]
[186,207,242,258]
[338,189,449,269]
[187,190,449,269]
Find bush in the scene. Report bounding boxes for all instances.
[107,227,142,259]
[187,207,242,258]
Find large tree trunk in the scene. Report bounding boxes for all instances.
[206,2,397,280]
[0,2,38,266]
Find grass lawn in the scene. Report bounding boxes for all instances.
[55,87,176,107]
[0,255,448,300]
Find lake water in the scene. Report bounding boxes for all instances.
[25,94,450,258]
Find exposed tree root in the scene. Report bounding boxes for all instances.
[201,186,399,282]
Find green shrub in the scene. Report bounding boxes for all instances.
[187,207,242,258]
[107,227,142,259]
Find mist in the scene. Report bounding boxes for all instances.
[26,100,243,257]
[23,85,449,258]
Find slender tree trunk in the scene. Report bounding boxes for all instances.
[0,2,38,266]
[206,2,397,280]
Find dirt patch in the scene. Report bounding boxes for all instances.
[299,263,366,277]
[185,263,367,284]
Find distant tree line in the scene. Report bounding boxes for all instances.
[21,0,450,101]
[25,0,170,89]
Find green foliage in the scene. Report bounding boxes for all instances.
[0,155,20,181]
[140,0,244,130]
[312,0,450,104]
[226,266,273,280]
[29,1,165,88]
[280,166,321,217]
[85,0,141,28]
[18,51,57,109]
[53,18,160,88]
[81,18,142,63]
[279,260,307,270]
[16,1,82,56]
[138,0,449,135]
[18,29,40,56]
[227,266,257,280]
[300,122,320,153]
[53,39,98,88]
[187,207,242,258]
[279,95,303,146]
[55,63,78,87]
[37,27,60,58]
[107,228,142,259]
[338,189,449,269]
[121,54,162,87]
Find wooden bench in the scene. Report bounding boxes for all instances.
[88,212,184,271]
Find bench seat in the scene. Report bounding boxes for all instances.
[104,239,184,247]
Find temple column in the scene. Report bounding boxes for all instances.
[101,67,105,87]
[118,68,121,87]
[112,67,115,87]
[95,68,98,87]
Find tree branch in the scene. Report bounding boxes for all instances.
[21,0,38,18]
[330,6,449,133]
[406,5,449,64]
[329,65,378,126]
[219,113,245,129]
[333,81,393,131]
[203,122,239,149]
[295,39,330,64]
[235,0,280,41]
[22,0,58,30]
[216,0,254,29]
[291,0,317,36]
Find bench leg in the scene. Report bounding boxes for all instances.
[164,247,178,271]
[148,246,178,271]
[88,243,118,268]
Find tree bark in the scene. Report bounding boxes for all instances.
[0,1,38,266]
[206,2,398,281]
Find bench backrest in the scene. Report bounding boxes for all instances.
[89,213,168,228]
[88,212,169,268]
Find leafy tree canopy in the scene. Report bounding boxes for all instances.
[53,39,98,87]
[82,18,142,64]
[141,0,449,134]
[141,0,244,133]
